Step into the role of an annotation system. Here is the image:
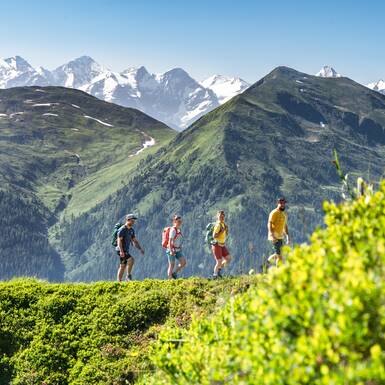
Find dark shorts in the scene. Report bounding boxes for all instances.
[212,244,230,260]
[117,251,133,265]
[271,239,284,256]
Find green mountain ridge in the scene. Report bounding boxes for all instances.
[56,66,385,281]
[1,66,385,282]
[0,86,176,280]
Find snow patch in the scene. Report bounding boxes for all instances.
[32,103,59,107]
[83,115,114,127]
[71,104,80,109]
[10,112,24,118]
[43,113,59,117]
[129,131,156,157]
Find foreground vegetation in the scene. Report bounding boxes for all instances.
[1,181,385,384]
[141,182,385,384]
[0,276,257,384]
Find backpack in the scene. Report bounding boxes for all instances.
[111,222,123,247]
[205,223,216,247]
[162,226,180,249]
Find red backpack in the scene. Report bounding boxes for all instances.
[162,226,180,249]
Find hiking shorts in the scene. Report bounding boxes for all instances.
[166,250,183,263]
[271,239,284,256]
[117,251,134,265]
[212,244,230,260]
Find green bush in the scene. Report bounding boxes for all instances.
[0,277,257,385]
[144,181,385,385]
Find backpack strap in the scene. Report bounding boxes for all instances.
[170,226,181,252]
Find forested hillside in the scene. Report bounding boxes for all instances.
[57,67,385,281]
[0,86,175,280]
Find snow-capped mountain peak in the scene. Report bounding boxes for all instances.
[316,65,342,78]
[367,79,385,95]
[201,74,250,103]
[0,55,248,130]
[52,56,106,88]
[0,55,50,88]
[4,55,34,72]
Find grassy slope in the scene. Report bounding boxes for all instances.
[0,86,175,212]
[0,86,176,280]
[57,67,385,281]
[0,276,258,385]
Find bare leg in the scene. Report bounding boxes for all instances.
[222,254,232,268]
[126,257,135,278]
[175,257,186,274]
[168,261,176,278]
[213,258,222,275]
[117,264,126,282]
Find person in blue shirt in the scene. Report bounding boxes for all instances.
[116,214,144,281]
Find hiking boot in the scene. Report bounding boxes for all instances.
[217,269,223,278]
[126,274,132,281]
[171,272,178,279]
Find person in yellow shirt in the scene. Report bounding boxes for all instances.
[212,210,232,278]
[267,197,291,266]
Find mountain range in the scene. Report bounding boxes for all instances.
[0,55,250,130]
[2,63,385,281]
[2,57,385,131]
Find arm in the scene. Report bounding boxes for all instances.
[285,223,291,244]
[132,237,145,255]
[118,236,125,257]
[168,229,176,255]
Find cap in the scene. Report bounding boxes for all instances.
[277,197,287,203]
[126,213,138,220]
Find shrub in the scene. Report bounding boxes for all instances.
[145,181,385,385]
[0,277,256,385]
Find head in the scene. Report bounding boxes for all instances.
[125,214,138,227]
[217,210,225,223]
[277,198,287,211]
[173,214,182,228]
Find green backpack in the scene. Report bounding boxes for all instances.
[205,223,216,247]
[111,222,123,247]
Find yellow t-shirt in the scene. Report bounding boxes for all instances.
[213,222,228,246]
[268,208,287,240]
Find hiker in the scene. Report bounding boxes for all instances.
[164,214,186,279]
[116,214,144,281]
[211,210,232,278]
[267,197,290,266]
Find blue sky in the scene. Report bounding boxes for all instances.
[0,0,384,84]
